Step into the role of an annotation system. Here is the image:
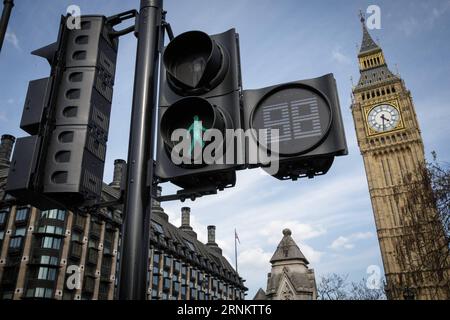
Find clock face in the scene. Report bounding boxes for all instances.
[368,104,400,133]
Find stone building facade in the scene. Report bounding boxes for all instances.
[0,134,247,300]
[351,15,450,299]
[254,229,317,300]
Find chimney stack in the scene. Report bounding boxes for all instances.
[152,186,162,208]
[207,225,216,244]
[179,207,197,239]
[152,186,169,221]
[109,159,126,189]
[207,225,222,254]
[181,207,191,229]
[0,134,15,169]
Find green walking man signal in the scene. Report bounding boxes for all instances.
[187,115,207,156]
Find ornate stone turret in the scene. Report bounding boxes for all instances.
[256,229,317,300]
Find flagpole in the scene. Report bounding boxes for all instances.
[234,229,238,274]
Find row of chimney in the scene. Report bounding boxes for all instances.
[1,134,222,253]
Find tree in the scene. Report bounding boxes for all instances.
[390,154,450,299]
[348,278,386,300]
[317,273,349,300]
[317,273,386,300]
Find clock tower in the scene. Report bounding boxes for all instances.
[351,15,449,299]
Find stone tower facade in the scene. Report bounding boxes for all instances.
[254,229,317,300]
[351,15,449,299]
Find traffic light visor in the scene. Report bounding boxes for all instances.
[163,31,225,94]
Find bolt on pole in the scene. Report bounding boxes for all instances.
[0,0,14,53]
[118,0,164,300]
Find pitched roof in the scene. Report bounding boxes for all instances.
[270,229,309,264]
[359,15,380,54]
[253,288,267,300]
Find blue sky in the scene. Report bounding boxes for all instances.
[1,0,450,298]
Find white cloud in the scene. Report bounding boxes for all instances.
[398,1,450,36]
[5,32,20,50]
[238,247,272,270]
[260,220,326,245]
[0,111,7,122]
[300,243,323,264]
[329,232,373,250]
[332,47,351,65]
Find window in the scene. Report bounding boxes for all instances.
[181,265,187,285]
[90,220,102,236]
[181,286,186,300]
[151,221,164,235]
[0,230,4,241]
[9,236,22,249]
[71,230,82,242]
[14,227,26,237]
[184,239,195,252]
[190,269,197,281]
[151,288,159,299]
[163,278,171,292]
[84,276,95,293]
[70,241,82,258]
[37,255,58,266]
[172,281,180,295]
[37,266,57,281]
[152,275,159,290]
[190,288,197,300]
[38,225,64,235]
[88,238,99,249]
[163,255,172,269]
[173,260,181,274]
[103,230,114,255]
[26,287,53,298]
[73,214,86,229]
[87,248,98,265]
[2,291,13,300]
[41,236,62,249]
[101,257,112,277]
[98,282,110,300]
[40,209,66,221]
[15,207,29,222]
[0,208,9,224]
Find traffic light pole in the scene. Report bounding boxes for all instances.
[119,0,164,300]
[0,0,14,53]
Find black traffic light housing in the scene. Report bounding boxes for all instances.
[6,15,119,209]
[243,73,348,180]
[156,29,244,190]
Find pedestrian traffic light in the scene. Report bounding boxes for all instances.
[6,15,119,208]
[242,73,348,180]
[155,29,244,190]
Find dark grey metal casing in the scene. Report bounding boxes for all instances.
[20,77,53,135]
[42,16,118,204]
[243,73,348,180]
[156,29,243,190]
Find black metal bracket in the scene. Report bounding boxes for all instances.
[107,9,138,38]
[153,185,218,202]
[162,11,174,41]
[78,198,124,213]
